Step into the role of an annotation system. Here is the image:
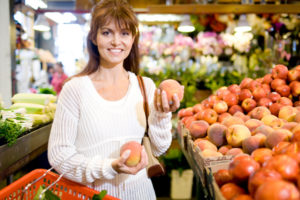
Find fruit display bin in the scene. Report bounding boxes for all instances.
[0,169,120,200]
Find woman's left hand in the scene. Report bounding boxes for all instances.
[154,87,183,113]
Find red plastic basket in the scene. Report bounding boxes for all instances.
[0,169,120,200]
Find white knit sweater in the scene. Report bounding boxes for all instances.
[48,72,172,200]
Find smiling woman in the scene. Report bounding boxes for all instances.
[47,0,183,200]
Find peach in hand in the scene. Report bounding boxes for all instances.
[159,79,183,105]
[120,141,142,167]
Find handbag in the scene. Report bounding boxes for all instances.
[137,75,166,178]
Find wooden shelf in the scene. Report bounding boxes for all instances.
[147,4,300,14]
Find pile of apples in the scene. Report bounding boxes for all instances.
[178,64,300,158]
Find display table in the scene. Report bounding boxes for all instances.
[0,123,52,180]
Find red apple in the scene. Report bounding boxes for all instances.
[240,78,253,89]
[275,84,290,97]
[269,103,284,116]
[216,87,230,100]
[290,81,300,97]
[201,108,218,124]
[239,89,253,102]
[249,80,261,92]
[223,92,239,107]
[208,95,220,107]
[253,87,267,101]
[288,69,300,82]
[262,74,273,84]
[213,100,228,114]
[241,98,257,113]
[261,84,271,94]
[192,103,204,114]
[228,84,241,95]
[228,105,244,115]
[271,64,288,80]
[277,97,293,106]
[268,92,281,103]
[271,78,286,90]
[218,112,232,123]
[258,97,272,107]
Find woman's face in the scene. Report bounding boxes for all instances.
[96,20,135,68]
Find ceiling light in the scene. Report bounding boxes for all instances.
[25,0,47,10]
[177,15,195,33]
[234,14,252,33]
[33,14,50,32]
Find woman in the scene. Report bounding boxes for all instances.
[47,0,183,199]
[51,62,68,95]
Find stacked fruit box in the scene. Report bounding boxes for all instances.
[177,64,300,199]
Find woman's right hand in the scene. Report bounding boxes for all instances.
[112,146,148,175]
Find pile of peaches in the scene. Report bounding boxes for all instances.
[177,64,300,199]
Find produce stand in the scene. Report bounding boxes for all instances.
[0,123,52,181]
[177,121,228,200]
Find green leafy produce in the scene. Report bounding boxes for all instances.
[0,119,25,146]
[92,190,107,200]
[33,186,60,200]
[39,88,57,95]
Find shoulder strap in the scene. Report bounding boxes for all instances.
[137,75,149,136]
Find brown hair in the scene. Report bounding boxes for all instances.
[75,0,140,77]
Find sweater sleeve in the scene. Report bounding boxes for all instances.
[47,79,117,184]
[142,77,172,157]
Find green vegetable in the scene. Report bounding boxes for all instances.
[39,88,57,95]
[33,186,60,200]
[92,190,107,200]
[0,119,25,146]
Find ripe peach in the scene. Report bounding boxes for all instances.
[261,114,283,129]
[226,124,251,147]
[233,111,250,122]
[194,138,218,152]
[221,116,244,127]
[159,79,183,105]
[188,120,209,139]
[219,145,232,155]
[265,129,292,149]
[253,125,274,137]
[278,105,298,122]
[178,107,193,119]
[218,112,232,123]
[242,134,266,154]
[282,122,298,131]
[201,149,223,158]
[120,141,142,167]
[245,119,264,133]
[207,123,227,147]
[249,106,271,120]
[192,103,204,114]
[226,148,244,157]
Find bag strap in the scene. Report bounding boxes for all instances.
[137,75,149,136]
